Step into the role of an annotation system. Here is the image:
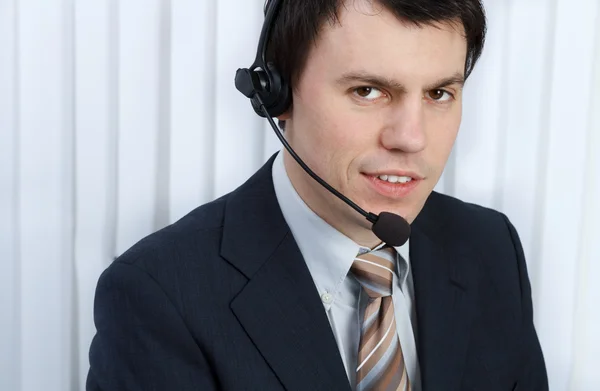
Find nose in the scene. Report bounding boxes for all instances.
[380,97,427,153]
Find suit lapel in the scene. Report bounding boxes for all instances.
[222,154,351,391]
[410,196,480,391]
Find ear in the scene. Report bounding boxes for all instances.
[276,108,292,121]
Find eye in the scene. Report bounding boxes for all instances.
[353,86,385,101]
[426,89,454,103]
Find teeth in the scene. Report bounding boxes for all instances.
[378,175,413,184]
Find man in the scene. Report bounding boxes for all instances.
[87,0,548,390]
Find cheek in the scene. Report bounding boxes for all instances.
[327,115,378,177]
[426,108,461,165]
[291,82,381,180]
[289,103,355,180]
[301,102,374,163]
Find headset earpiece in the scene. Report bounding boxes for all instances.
[235,64,290,118]
[235,0,291,119]
[249,63,291,118]
[234,68,265,99]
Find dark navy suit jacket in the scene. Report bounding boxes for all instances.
[87,154,548,391]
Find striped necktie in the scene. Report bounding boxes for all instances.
[351,246,410,391]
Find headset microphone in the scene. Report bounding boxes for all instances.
[234,0,411,247]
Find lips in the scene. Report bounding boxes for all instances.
[362,172,422,198]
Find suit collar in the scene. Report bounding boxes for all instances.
[222,153,351,391]
[410,193,480,391]
[220,153,289,279]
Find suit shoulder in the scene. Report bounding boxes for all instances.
[426,191,508,233]
[426,192,524,286]
[423,191,518,260]
[113,194,229,272]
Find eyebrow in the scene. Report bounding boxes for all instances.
[336,71,465,92]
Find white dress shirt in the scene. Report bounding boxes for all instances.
[271,151,422,390]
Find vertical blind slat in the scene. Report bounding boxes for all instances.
[0,0,20,390]
[73,0,116,389]
[17,1,74,389]
[499,0,553,270]
[213,0,265,198]
[169,0,217,223]
[115,0,162,255]
[453,0,509,209]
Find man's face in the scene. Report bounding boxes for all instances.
[280,2,468,246]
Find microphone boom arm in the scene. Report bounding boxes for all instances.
[255,94,379,225]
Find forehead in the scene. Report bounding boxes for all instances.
[306,1,468,83]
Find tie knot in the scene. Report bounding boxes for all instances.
[351,247,396,299]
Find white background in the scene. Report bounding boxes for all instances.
[0,0,599,390]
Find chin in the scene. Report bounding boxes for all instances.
[369,202,418,223]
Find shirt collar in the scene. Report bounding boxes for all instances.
[271,151,411,308]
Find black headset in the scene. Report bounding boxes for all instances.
[234,0,291,118]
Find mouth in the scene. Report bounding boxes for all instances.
[362,172,423,199]
[375,174,415,184]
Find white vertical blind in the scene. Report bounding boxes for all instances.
[570,28,600,384]
[535,0,599,389]
[12,1,76,390]
[0,1,19,390]
[169,0,217,221]
[1,1,599,390]
[115,0,162,255]
[499,0,553,276]
[73,0,116,387]
[213,0,266,197]
[454,0,509,209]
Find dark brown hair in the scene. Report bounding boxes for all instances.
[265,0,487,89]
